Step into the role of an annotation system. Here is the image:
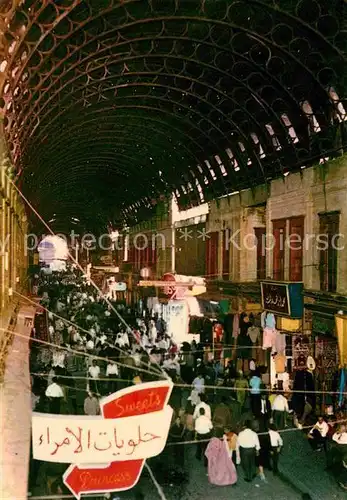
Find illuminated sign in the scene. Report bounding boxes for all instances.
[32,381,173,499]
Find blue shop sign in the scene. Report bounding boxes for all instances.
[261,281,303,318]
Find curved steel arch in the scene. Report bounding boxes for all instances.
[12,18,328,156]
[25,101,242,188]
[15,29,310,144]
[0,0,345,229]
[23,102,229,200]
[26,77,270,177]
[35,146,194,198]
[20,57,300,166]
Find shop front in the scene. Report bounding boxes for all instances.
[303,291,346,412]
[138,274,207,345]
[260,281,304,391]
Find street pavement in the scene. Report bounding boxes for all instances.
[127,429,345,500]
[279,429,345,500]
[30,421,345,499]
[75,387,345,500]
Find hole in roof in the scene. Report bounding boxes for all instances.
[301,101,321,132]
[281,114,299,143]
[265,124,282,150]
[195,179,205,203]
[250,133,266,158]
[225,148,240,172]
[329,87,347,122]
[215,155,227,177]
[205,160,216,180]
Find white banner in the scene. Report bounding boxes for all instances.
[32,406,172,464]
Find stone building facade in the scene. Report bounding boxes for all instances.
[0,127,28,380]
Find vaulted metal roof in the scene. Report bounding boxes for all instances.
[0,0,346,231]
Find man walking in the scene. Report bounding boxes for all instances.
[195,407,213,466]
[237,420,261,482]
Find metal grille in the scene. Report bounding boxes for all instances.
[0,0,346,230]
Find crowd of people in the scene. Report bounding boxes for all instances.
[28,267,347,498]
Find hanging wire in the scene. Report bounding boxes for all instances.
[6,172,168,381]
[0,327,163,380]
[8,356,347,447]
[29,371,347,397]
[15,290,164,376]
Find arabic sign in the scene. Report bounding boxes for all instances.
[261,282,290,315]
[32,407,172,463]
[261,281,304,318]
[32,381,173,499]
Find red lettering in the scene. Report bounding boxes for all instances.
[114,399,124,417]
[80,472,91,489]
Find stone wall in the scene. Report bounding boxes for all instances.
[207,185,267,282]
[268,160,347,293]
[0,124,28,380]
[206,158,347,294]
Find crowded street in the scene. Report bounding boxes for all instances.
[0,1,347,500]
[22,267,347,499]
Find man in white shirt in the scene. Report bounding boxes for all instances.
[268,423,283,474]
[272,393,289,429]
[327,424,347,468]
[237,421,260,482]
[195,407,213,466]
[45,377,64,414]
[48,324,54,342]
[193,394,212,420]
[106,360,119,394]
[308,416,329,451]
[89,360,100,379]
[88,360,100,395]
[332,425,347,445]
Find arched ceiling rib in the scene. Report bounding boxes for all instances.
[0,0,346,230]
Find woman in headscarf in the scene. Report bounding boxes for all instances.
[205,437,238,486]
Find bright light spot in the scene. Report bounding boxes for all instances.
[38,235,68,268]
[110,231,119,241]
[0,60,7,73]
[204,160,216,180]
[9,41,17,54]
[281,114,299,143]
[302,101,321,132]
